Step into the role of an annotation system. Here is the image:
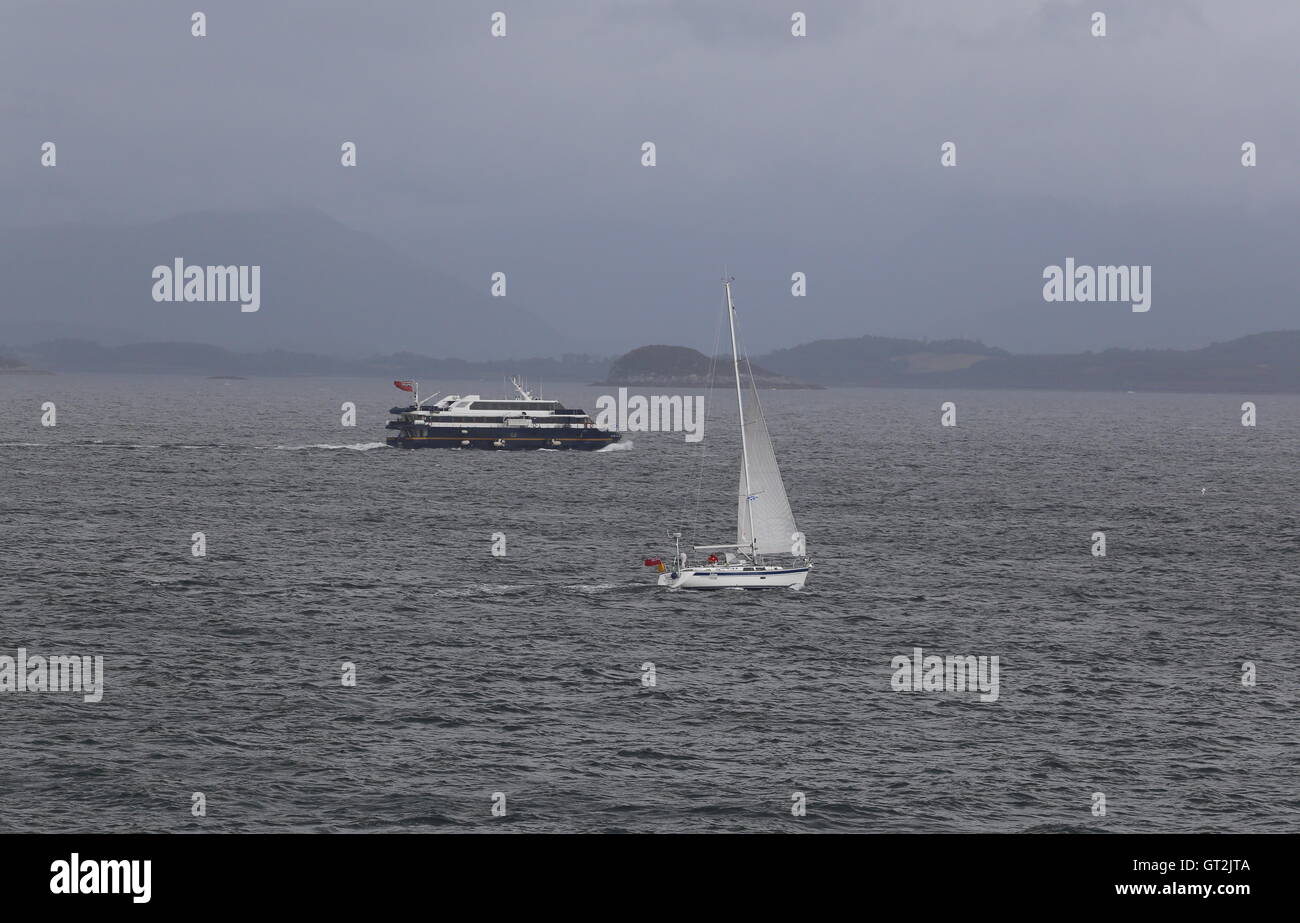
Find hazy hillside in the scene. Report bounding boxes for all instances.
[0,209,568,360]
[602,345,821,389]
[756,331,1300,392]
[758,336,1009,385]
[947,331,1300,393]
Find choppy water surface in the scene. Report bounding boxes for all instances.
[1,375,1296,832]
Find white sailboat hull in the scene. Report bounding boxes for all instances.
[657,564,810,590]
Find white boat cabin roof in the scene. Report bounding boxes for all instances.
[431,395,566,411]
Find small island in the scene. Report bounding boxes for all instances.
[0,356,53,375]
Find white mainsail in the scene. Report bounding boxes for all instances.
[735,367,798,556]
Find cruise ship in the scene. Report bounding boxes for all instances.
[385,378,621,450]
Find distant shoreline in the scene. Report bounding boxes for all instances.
[11,369,1300,398]
[5,329,1298,394]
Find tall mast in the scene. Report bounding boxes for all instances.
[725,277,757,558]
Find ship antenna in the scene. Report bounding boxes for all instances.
[510,375,533,400]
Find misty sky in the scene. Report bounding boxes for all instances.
[2,0,1298,357]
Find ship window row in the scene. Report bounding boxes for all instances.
[421,415,591,424]
[468,401,564,411]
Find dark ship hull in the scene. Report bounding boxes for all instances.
[386,425,620,450]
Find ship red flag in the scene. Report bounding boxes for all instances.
[643,558,662,567]
[393,381,414,392]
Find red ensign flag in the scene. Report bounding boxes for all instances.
[393,381,414,392]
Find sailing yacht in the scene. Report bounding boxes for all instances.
[653,278,812,589]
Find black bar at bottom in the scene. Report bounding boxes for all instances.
[0,833,1280,909]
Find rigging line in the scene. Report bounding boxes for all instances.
[688,282,727,551]
[737,329,768,561]
[740,333,767,426]
[738,326,777,459]
[734,308,774,432]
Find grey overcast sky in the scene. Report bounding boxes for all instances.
[2,0,1298,357]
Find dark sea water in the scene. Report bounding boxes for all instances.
[1,374,1297,833]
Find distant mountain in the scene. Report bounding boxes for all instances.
[601,345,822,389]
[756,331,1300,393]
[758,335,1009,386]
[944,331,1300,393]
[0,209,569,360]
